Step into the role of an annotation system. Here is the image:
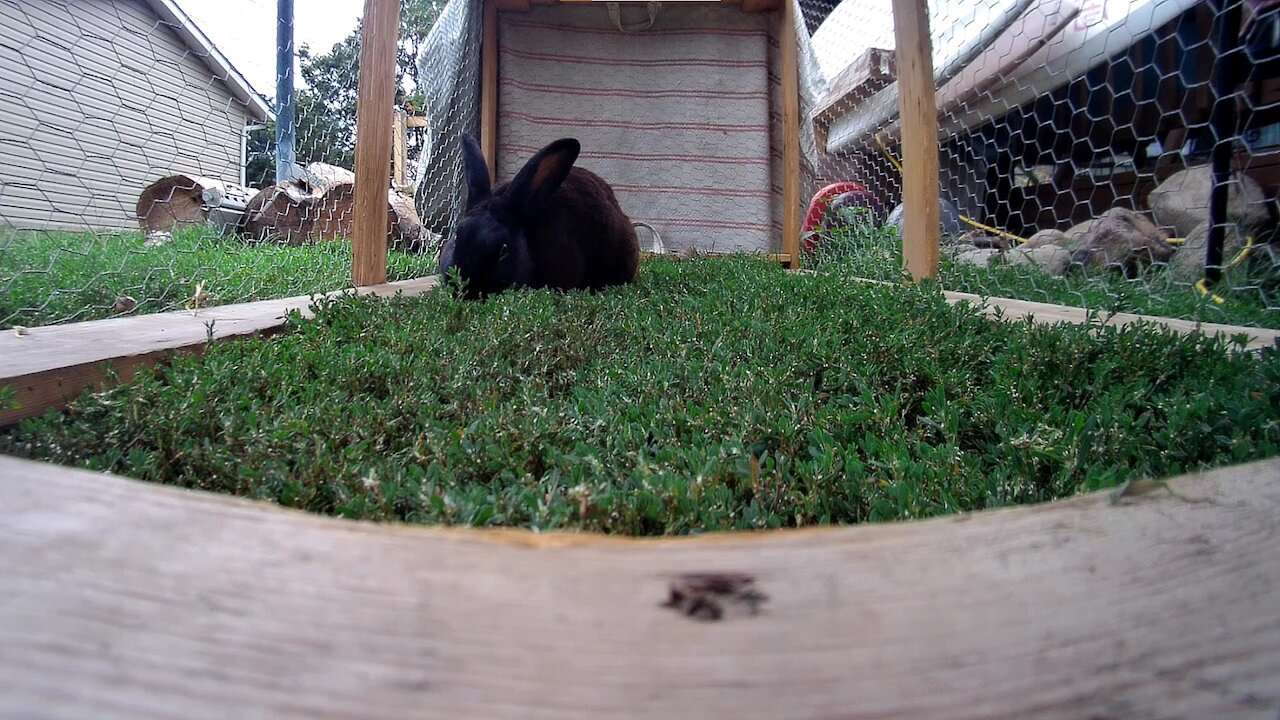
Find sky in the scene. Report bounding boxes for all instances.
[174,0,367,101]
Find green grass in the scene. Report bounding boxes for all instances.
[806,218,1280,329]
[3,256,1277,536]
[0,228,440,329]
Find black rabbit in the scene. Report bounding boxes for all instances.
[437,135,640,298]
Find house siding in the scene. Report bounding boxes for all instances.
[0,0,252,231]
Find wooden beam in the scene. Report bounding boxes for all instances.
[891,0,940,281]
[2,453,1278,718]
[392,109,408,188]
[351,0,400,286]
[778,0,801,270]
[812,47,897,125]
[481,0,499,182]
[0,278,440,427]
[405,115,429,129]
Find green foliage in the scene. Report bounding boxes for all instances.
[0,229,438,329]
[287,0,443,175]
[4,256,1277,536]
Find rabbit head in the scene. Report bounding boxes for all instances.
[438,134,581,298]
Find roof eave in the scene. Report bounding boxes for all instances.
[143,0,275,123]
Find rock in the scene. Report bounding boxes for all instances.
[955,248,1000,267]
[885,197,965,239]
[1022,228,1070,250]
[1070,208,1175,274]
[1146,165,1269,239]
[957,232,1011,250]
[1168,220,1248,284]
[944,243,980,258]
[1006,245,1072,276]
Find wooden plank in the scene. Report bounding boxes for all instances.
[1,452,1278,718]
[812,47,897,125]
[778,0,801,270]
[843,276,1280,352]
[0,277,441,427]
[740,0,780,12]
[405,115,430,129]
[351,0,400,287]
[892,0,941,282]
[481,0,499,183]
[494,0,531,10]
[943,290,1280,352]
[392,109,408,188]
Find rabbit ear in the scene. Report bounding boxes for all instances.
[506,138,580,218]
[460,134,491,209]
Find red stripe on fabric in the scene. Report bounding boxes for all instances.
[503,78,768,101]
[504,19,767,38]
[501,46,768,69]
[648,218,772,231]
[501,144,771,166]
[501,110,768,133]
[611,184,772,199]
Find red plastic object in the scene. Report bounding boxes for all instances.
[801,182,871,255]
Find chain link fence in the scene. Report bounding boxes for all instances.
[0,0,441,331]
[801,0,1280,329]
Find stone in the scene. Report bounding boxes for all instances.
[1168,220,1248,284]
[1146,165,1270,239]
[1022,228,1070,251]
[885,198,965,239]
[1006,245,1072,277]
[1070,208,1175,274]
[955,248,1000,267]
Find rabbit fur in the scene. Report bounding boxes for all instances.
[437,135,640,298]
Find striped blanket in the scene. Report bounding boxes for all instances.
[497,4,776,254]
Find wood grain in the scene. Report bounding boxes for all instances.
[1,453,1277,719]
[0,277,440,426]
[891,0,941,281]
[778,0,801,269]
[812,47,897,126]
[351,0,400,286]
[481,0,499,182]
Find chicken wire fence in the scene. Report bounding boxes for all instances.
[4,0,1279,332]
[800,0,1280,330]
[0,0,445,331]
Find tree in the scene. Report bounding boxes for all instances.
[288,0,442,175]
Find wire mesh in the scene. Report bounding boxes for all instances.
[0,0,442,331]
[800,0,1280,329]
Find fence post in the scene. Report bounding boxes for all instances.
[779,0,801,269]
[351,0,400,287]
[481,0,499,183]
[1205,0,1244,286]
[274,0,297,182]
[891,0,940,281]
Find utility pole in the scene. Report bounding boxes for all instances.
[275,0,298,182]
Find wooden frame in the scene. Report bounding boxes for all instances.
[351,0,401,287]
[4,451,1278,717]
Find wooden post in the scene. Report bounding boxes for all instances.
[481,0,499,183]
[779,0,801,269]
[891,0,940,281]
[351,0,400,287]
[392,108,408,189]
